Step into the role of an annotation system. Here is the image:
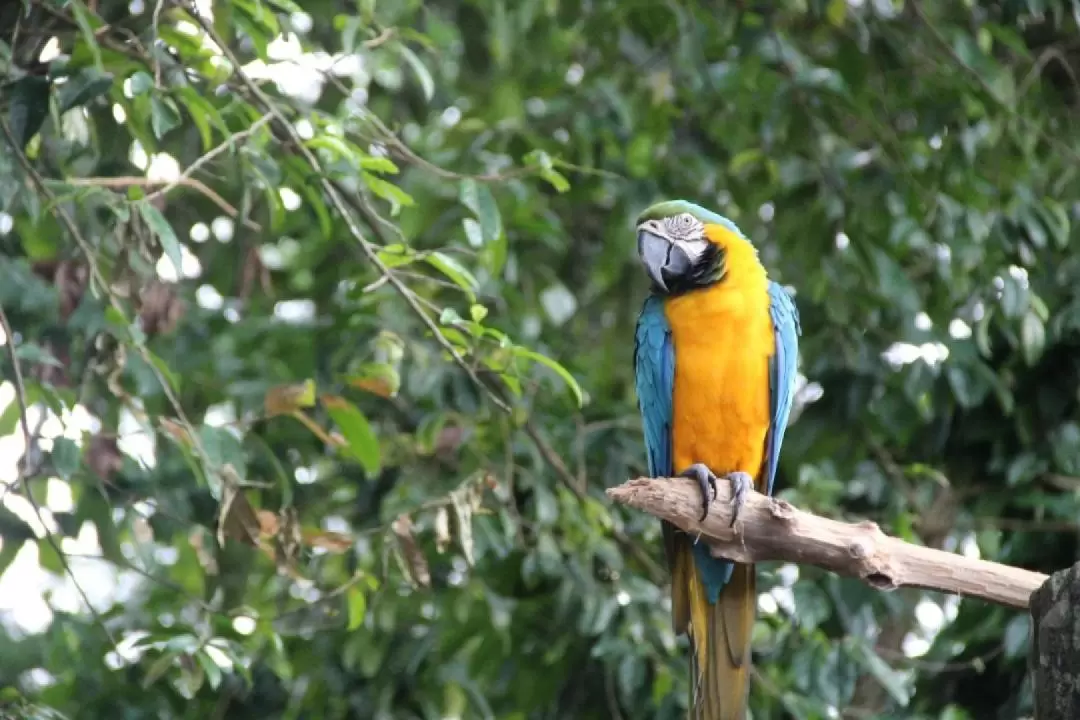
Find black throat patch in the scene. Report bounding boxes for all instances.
[664,241,726,296]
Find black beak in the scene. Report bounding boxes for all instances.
[637,229,691,293]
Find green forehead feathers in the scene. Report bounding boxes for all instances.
[635,200,747,239]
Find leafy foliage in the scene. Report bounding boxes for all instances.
[1,1,1079,718]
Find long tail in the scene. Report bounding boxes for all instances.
[671,535,755,720]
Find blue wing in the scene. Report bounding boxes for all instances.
[634,295,674,480]
[634,295,680,572]
[763,281,801,496]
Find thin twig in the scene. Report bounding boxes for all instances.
[363,27,395,49]
[0,313,35,485]
[144,112,273,206]
[64,175,260,231]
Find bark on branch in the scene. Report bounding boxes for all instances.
[1030,562,1080,718]
[607,477,1046,609]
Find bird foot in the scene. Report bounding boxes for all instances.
[678,463,717,522]
[677,464,753,527]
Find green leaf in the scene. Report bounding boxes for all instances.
[347,586,367,630]
[232,0,280,57]
[296,181,333,239]
[136,201,183,275]
[323,395,381,477]
[361,172,415,213]
[440,307,463,326]
[176,88,225,152]
[358,156,400,174]
[8,76,51,150]
[729,148,763,175]
[1020,311,1045,366]
[853,640,911,705]
[57,68,114,113]
[196,424,247,497]
[0,539,23,582]
[376,244,419,269]
[481,233,508,276]
[129,71,154,96]
[0,386,36,436]
[308,134,399,174]
[1039,198,1070,249]
[458,180,502,243]
[462,218,483,247]
[306,134,363,163]
[70,0,105,69]
[541,167,571,192]
[150,96,182,139]
[395,43,434,101]
[269,0,305,13]
[146,349,181,393]
[50,438,81,479]
[512,347,584,407]
[426,252,479,301]
[37,538,65,575]
[1003,614,1030,659]
[14,342,62,368]
[523,150,571,192]
[193,650,224,690]
[346,363,401,398]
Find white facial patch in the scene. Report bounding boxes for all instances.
[671,237,710,263]
[663,212,705,240]
[637,212,711,265]
[662,212,708,263]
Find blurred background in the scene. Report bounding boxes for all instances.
[1,0,1078,718]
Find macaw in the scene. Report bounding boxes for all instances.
[632,200,800,719]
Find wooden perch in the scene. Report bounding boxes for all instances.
[607,477,1047,609]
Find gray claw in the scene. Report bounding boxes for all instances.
[678,463,719,522]
[725,471,754,528]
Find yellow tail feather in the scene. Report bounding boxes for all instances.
[680,550,756,720]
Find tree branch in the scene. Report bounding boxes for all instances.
[606,477,1046,610]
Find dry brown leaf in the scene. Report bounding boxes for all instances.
[158,417,192,445]
[256,508,352,555]
[138,280,185,336]
[86,434,123,482]
[301,528,353,553]
[391,514,430,587]
[433,507,451,553]
[216,471,262,548]
[264,380,317,417]
[347,376,396,398]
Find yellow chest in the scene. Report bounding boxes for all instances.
[664,282,775,485]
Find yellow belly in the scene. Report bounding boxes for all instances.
[665,282,774,488]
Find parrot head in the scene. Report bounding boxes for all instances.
[634,199,747,296]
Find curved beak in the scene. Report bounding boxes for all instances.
[637,229,691,293]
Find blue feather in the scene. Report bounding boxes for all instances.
[634,296,674,480]
[764,281,801,497]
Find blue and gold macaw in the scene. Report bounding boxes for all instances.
[632,200,801,719]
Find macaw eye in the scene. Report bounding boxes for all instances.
[666,213,698,237]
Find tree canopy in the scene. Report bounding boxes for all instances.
[2,1,1079,718]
